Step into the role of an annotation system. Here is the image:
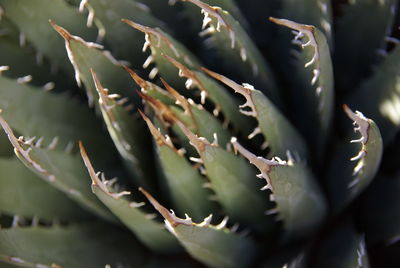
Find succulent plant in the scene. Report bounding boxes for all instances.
[0,0,399,267]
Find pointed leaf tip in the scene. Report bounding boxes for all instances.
[49,20,72,41]
[139,187,192,227]
[79,141,108,193]
[124,66,147,88]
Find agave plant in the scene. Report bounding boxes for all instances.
[0,0,399,267]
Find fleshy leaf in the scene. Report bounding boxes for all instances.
[50,21,139,106]
[270,17,334,158]
[161,79,232,148]
[334,0,397,91]
[0,0,97,75]
[140,111,216,221]
[79,143,181,253]
[0,18,75,90]
[359,175,400,244]
[0,157,88,221]
[0,116,114,221]
[0,75,112,155]
[140,188,259,268]
[0,223,148,268]
[91,70,155,189]
[326,105,383,212]
[78,0,166,65]
[164,55,254,134]
[123,19,201,88]
[180,0,281,105]
[173,119,274,234]
[280,0,333,46]
[125,66,176,105]
[306,221,368,268]
[347,43,400,145]
[204,68,308,160]
[180,0,249,31]
[231,138,326,239]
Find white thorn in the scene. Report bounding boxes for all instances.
[248,127,261,139]
[148,67,158,79]
[47,137,59,150]
[17,75,32,84]
[142,55,154,69]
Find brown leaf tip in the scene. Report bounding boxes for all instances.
[49,20,72,41]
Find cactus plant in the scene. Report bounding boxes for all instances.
[0,0,399,267]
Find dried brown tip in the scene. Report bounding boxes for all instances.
[160,78,191,113]
[138,109,175,149]
[138,90,177,123]
[139,187,185,227]
[163,54,187,71]
[90,69,108,96]
[49,20,72,41]
[123,66,147,88]
[122,19,151,34]
[269,17,313,32]
[79,141,107,192]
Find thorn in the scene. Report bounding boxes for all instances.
[198,214,213,227]
[265,207,278,215]
[43,82,55,91]
[143,55,154,69]
[123,66,147,88]
[148,67,158,79]
[0,66,10,75]
[11,215,20,227]
[138,109,176,149]
[189,157,204,164]
[49,20,72,41]
[139,187,192,227]
[248,127,261,139]
[17,75,32,84]
[79,141,109,193]
[19,32,26,47]
[47,137,58,150]
[215,216,229,229]
[202,67,257,117]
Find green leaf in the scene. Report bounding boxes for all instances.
[326,105,383,212]
[280,0,333,46]
[204,68,308,160]
[270,18,334,158]
[359,175,400,244]
[140,111,216,222]
[161,80,232,148]
[181,0,249,31]
[347,43,400,145]
[0,116,114,221]
[0,157,88,221]
[91,70,155,189]
[140,188,259,268]
[180,0,281,105]
[78,0,166,66]
[50,21,140,106]
[174,120,274,235]
[0,223,148,268]
[79,143,181,253]
[125,66,176,106]
[123,19,201,89]
[334,0,397,91]
[0,0,97,75]
[0,18,74,90]
[0,75,112,155]
[163,55,254,135]
[231,139,326,239]
[307,221,368,268]
[0,131,13,157]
